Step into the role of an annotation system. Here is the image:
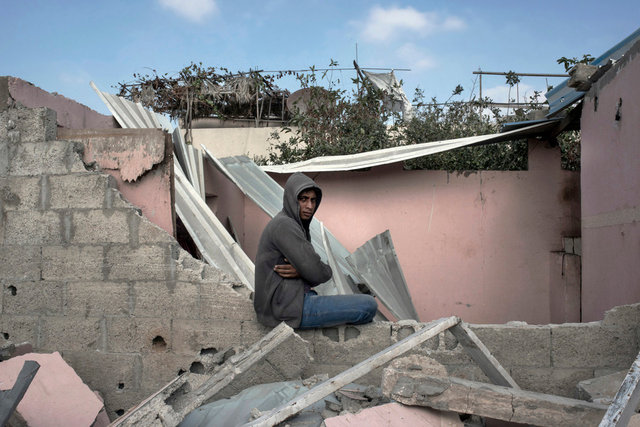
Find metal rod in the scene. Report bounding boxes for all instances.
[472,71,568,77]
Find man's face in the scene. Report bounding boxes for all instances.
[297,189,317,221]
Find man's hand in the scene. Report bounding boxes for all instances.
[274,259,300,278]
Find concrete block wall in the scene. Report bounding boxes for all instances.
[0,105,266,419]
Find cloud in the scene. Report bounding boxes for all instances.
[397,43,437,70]
[482,83,545,104]
[158,0,217,23]
[360,6,465,42]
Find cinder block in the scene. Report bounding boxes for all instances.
[8,140,86,176]
[72,210,130,244]
[0,176,40,210]
[239,320,274,346]
[101,388,152,423]
[470,324,551,368]
[140,352,199,392]
[0,315,39,345]
[49,173,114,209]
[42,245,104,281]
[135,215,175,245]
[132,281,200,319]
[312,322,394,365]
[65,282,130,317]
[602,303,640,329]
[4,211,62,245]
[444,363,490,384]
[172,319,243,356]
[106,245,169,281]
[511,367,594,398]
[200,283,255,321]
[2,281,63,315]
[0,246,41,281]
[551,323,637,369]
[0,107,56,143]
[63,350,142,396]
[39,316,104,352]
[106,317,171,354]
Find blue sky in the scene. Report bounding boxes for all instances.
[2,1,639,116]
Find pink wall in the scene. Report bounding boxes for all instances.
[580,40,640,321]
[209,140,580,325]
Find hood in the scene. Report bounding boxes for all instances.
[282,173,322,232]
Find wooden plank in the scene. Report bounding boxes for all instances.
[383,369,607,427]
[0,360,40,425]
[449,322,520,389]
[599,350,640,427]
[195,146,205,200]
[246,316,460,427]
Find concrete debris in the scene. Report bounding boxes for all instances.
[578,370,629,405]
[0,352,107,427]
[0,337,32,362]
[599,350,640,427]
[381,355,608,427]
[324,402,463,427]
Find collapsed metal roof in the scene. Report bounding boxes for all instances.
[260,120,558,173]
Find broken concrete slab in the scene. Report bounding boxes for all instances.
[0,352,105,426]
[324,402,463,427]
[578,370,628,404]
[112,322,312,427]
[382,355,608,427]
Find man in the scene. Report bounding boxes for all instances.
[254,172,377,329]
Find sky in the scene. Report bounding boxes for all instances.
[2,1,640,116]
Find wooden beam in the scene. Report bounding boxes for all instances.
[383,367,607,427]
[599,350,640,427]
[246,316,460,427]
[449,322,520,389]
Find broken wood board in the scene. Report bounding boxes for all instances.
[599,350,640,427]
[112,322,310,427]
[449,321,520,389]
[246,316,460,427]
[382,357,607,427]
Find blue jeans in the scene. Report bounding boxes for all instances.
[298,291,378,329]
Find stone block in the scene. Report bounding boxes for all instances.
[312,322,394,365]
[471,324,551,368]
[0,107,56,143]
[65,282,130,317]
[8,140,86,176]
[0,176,40,210]
[200,283,255,321]
[0,246,41,281]
[2,281,63,315]
[602,303,640,330]
[48,173,113,209]
[42,245,104,281]
[0,315,39,345]
[39,316,104,352]
[551,323,637,369]
[72,209,130,244]
[172,319,243,356]
[106,245,169,281]
[132,281,200,319]
[4,210,62,245]
[511,367,594,398]
[106,317,171,354]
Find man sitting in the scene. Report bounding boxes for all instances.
[253,173,377,329]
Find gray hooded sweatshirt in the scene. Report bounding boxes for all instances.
[254,173,332,327]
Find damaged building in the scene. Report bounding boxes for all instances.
[1,28,640,427]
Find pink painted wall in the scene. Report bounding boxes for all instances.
[580,40,640,321]
[208,140,580,324]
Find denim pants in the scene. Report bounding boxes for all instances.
[298,291,378,329]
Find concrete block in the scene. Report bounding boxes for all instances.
[4,210,62,245]
[140,352,197,392]
[101,388,152,422]
[172,319,243,356]
[8,140,86,176]
[0,176,40,210]
[471,324,551,367]
[239,320,274,346]
[132,281,200,319]
[511,367,594,398]
[2,281,63,315]
[106,245,169,281]
[106,317,171,354]
[551,323,638,368]
[48,173,114,209]
[172,250,206,283]
[0,315,39,345]
[0,246,41,281]
[577,370,627,404]
[200,283,255,321]
[42,245,104,281]
[39,316,104,352]
[312,322,394,365]
[65,282,130,317]
[443,363,490,384]
[0,107,56,143]
[72,209,130,244]
[602,303,640,330]
[136,216,175,245]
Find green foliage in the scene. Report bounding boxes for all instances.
[556,54,595,72]
[558,130,581,171]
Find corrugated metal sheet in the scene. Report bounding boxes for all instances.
[346,230,420,321]
[545,27,640,117]
[260,120,557,173]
